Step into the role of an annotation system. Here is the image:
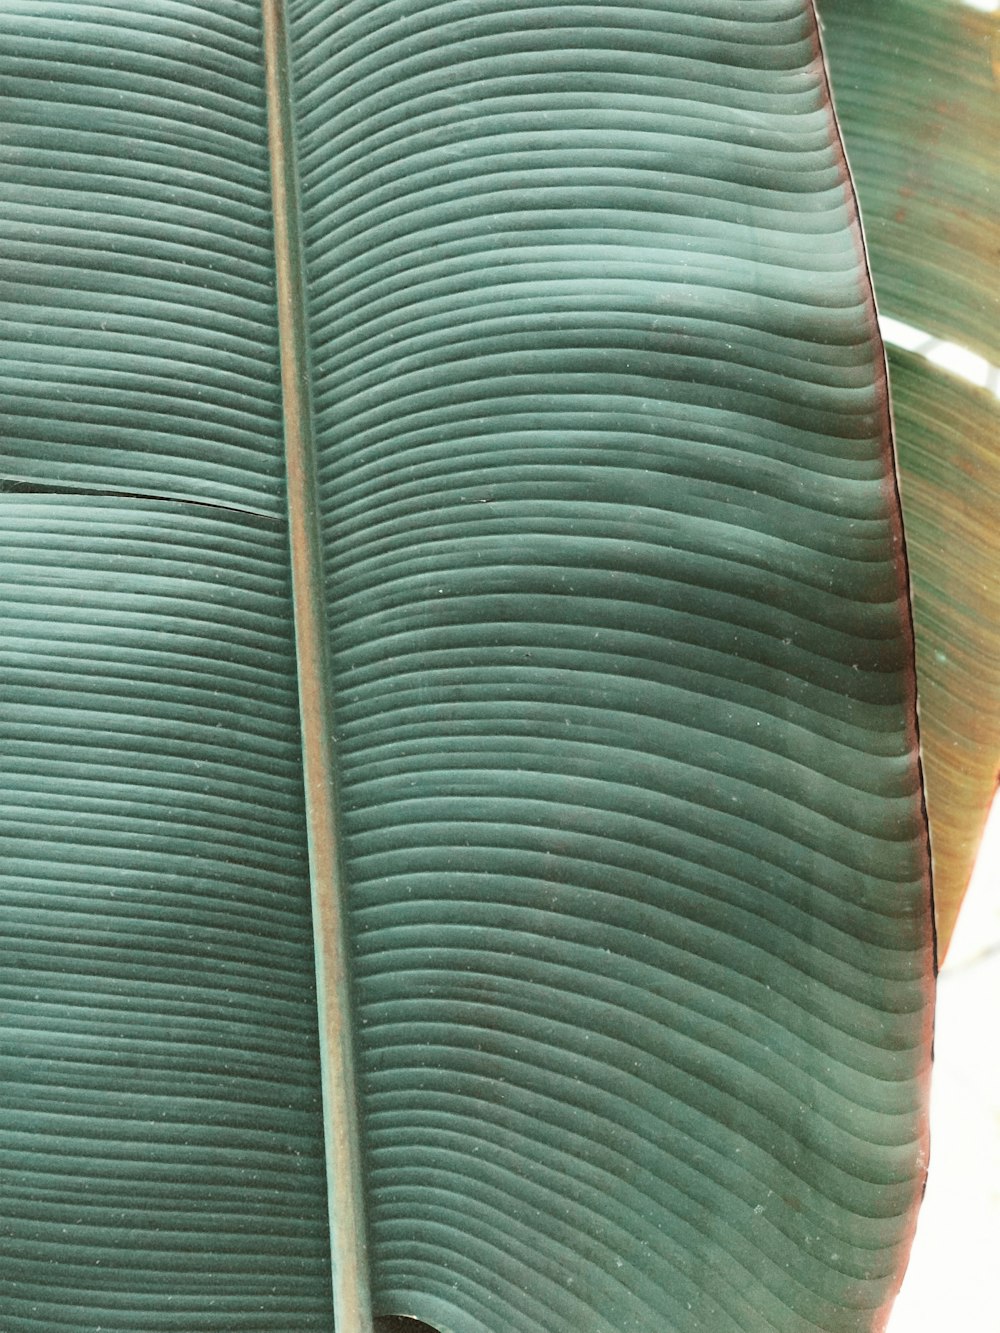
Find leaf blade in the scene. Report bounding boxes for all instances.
[0,2,937,1330]
[289,1,934,1328]
[0,497,333,1329]
[820,0,1000,954]
[0,0,284,511]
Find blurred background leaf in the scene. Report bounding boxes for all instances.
[820,0,1000,958]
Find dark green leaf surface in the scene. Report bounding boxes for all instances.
[0,498,330,1328]
[0,1,283,513]
[820,0,1000,956]
[1,2,934,1331]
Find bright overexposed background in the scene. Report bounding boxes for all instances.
[887,793,1000,1331]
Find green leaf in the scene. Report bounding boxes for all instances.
[819,0,998,361]
[1,3,934,1332]
[1,499,333,1327]
[885,352,1000,957]
[819,0,1000,956]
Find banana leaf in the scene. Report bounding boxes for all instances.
[819,0,1000,958]
[1,2,935,1331]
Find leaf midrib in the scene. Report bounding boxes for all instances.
[262,1,374,1330]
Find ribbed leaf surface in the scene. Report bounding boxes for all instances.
[820,0,998,361]
[0,1,283,512]
[884,349,1000,956]
[1,2,934,1331]
[820,0,1000,953]
[293,2,932,1329]
[1,498,330,1328]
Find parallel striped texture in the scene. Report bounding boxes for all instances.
[821,0,998,363]
[289,2,933,1330]
[0,0,283,513]
[0,499,331,1330]
[0,8,335,1328]
[821,0,1000,951]
[1,3,935,1331]
[883,350,1000,956]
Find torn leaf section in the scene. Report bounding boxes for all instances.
[0,1,284,514]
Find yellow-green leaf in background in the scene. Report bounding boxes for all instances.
[820,0,1000,958]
